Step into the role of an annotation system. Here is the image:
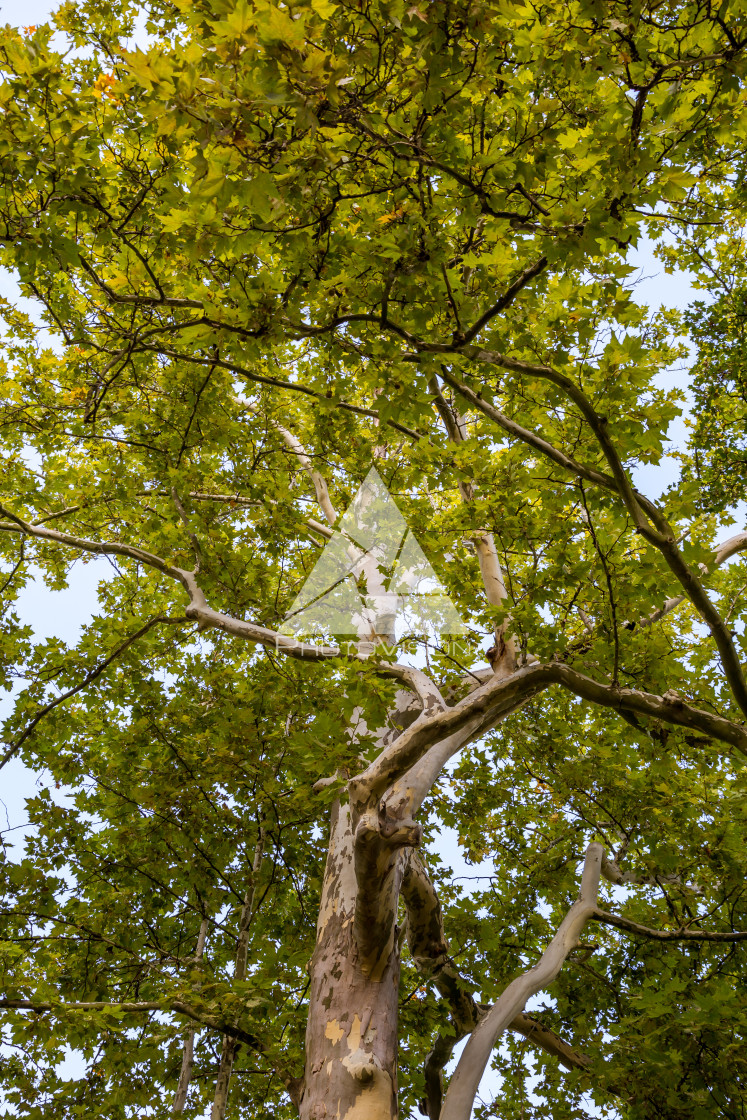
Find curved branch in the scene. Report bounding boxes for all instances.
[600,854,703,895]
[440,843,604,1120]
[131,343,421,440]
[0,505,192,589]
[639,530,747,628]
[452,346,664,538]
[459,255,549,344]
[351,661,747,808]
[401,851,591,1071]
[0,504,439,711]
[79,255,204,309]
[274,422,339,526]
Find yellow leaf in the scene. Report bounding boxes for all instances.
[311,0,337,18]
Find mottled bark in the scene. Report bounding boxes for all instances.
[300,801,402,1120]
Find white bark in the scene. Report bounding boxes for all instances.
[440,843,604,1120]
[274,422,339,526]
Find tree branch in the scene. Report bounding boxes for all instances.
[459,255,549,344]
[637,530,747,628]
[274,422,339,526]
[438,364,747,716]
[429,374,515,668]
[600,854,703,895]
[0,616,186,772]
[401,851,591,1117]
[211,833,265,1120]
[79,254,205,308]
[131,343,421,439]
[351,661,747,809]
[0,504,193,588]
[0,998,261,1049]
[173,917,209,1113]
[592,908,747,942]
[440,843,604,1120]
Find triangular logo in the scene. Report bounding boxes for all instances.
[281,468,466,641]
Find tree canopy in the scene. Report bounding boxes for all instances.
[1,0,747,1117]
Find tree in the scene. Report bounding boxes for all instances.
[1,0,747,1116]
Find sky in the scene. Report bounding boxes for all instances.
[0,0,730,1113]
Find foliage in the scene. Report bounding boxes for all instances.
[0,0,746,1117]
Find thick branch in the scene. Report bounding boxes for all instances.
[351,662,747,809]
[385,716,486,821]
[440,843,604,1120]
[353,806,420,976]
[402,851,590,1118]
[402,852,591,1061]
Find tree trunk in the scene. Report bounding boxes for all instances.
[300,800,401,1120]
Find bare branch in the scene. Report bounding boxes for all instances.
[440,843,604,1120]
[274,422,338,526]
[385,716,486,821]
[402,851,592,1071]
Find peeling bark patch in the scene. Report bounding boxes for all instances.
[340,1071,394,1120]
[325,1019,345,1045]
